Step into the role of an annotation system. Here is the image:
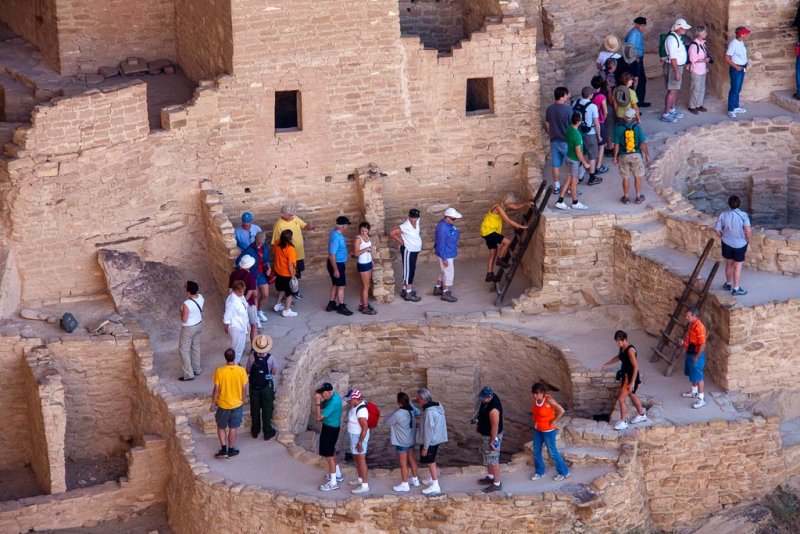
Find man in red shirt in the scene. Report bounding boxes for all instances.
[681,307,707,408]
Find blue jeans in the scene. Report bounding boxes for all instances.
[728,67,745,112]
[795,52,800,95]
[533,429,569,476]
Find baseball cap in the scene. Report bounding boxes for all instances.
[478,386,494,400]
[344,388,362,401]
[443,207,462,219]
[316,382,333,394]
[735,26,751,37]
[408,208,420,218]
[673,18,691,30]
[335,216,352,226]
[239,255,256,269]
[624,108,637,120]
[241,211,254,223]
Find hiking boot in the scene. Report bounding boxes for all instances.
[688,107,699,114]
[337,304,354,316]
[226,448,240,458]
[635,195,645,204]
[319,480,340,491]
[401,289,421,302]
[478,476,496,485]
[215,447,228,459]
[495,258,510,269]
[731,287,748,296]
[432,286,443,296]
[359,304,377,315]
[587,176,603,186]
[722,283,732,291]
[698,106,708,112]
[440,291,457,303]
[483,483,503,494]
[485,272,496,283]
[325,301,337,312]
[621,196,630,205]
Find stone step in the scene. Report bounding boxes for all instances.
[770,90,800,115]
[0,71,35,122]
[617,218,668,251]
[560,445,619,466]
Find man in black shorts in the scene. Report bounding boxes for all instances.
[416,388,448,495]
[714,195,751,296]
[315,382,344,491]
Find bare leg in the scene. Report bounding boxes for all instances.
[428,462,439,481]
[725,260,734,285]
[486,249,498,273]
[733,261,743,288]
[617,388,629,421]
[622,177,630,197]
[628,392,645,415]
[217,427,228,447]
[329,285,338,303]
[355,455,368,483]
[408,451,418,478]
[633,174,642,197]
[399,451,409,482]
[497,237,512,263]
[489,463,501,483]
[336,286,346,305]
[227,428,237,448]
[359,271,370,305]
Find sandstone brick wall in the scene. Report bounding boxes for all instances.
[55,0,176,76]
[175,0,233,82]
[0,0,61,73]
[199,180,239,296]
[0,333,36,470]
[399,0,466,50]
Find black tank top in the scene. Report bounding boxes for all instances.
[619,344,642,389]
[477,394,504,436]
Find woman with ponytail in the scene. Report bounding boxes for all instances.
[387,391,420,492]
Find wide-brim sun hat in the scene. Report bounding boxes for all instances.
[603,34,621,53]
[252,334,273,353]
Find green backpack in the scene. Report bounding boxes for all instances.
[659,32,680,61]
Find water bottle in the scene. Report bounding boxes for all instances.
[492,436,500,449]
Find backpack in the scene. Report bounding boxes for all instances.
[685,41,706,72]
[61,312,79,333]
[249,353,272,390]
[360,401,381,429]
[622,125,637,154]
[613,85,630,107]
[572,101,593,134]
[659,32,680,61]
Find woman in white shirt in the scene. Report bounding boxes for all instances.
[223,280,250,365]
[354,222,376,315]
[726,27,751,118]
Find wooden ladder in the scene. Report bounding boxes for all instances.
[493,182,553,307]
[650,239,720,376]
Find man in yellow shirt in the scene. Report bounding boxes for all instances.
[211,348,249,458]
[271,205,317,284]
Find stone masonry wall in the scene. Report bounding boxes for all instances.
[199,180,239,296]
[0,0,61,73]
[399,0,467,50]
[0,332,36,470]
[175,0,233,82]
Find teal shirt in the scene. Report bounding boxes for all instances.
[565,126,584,162]
[320,392,343,427]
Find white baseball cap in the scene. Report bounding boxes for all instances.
[673,18,691,30]
[443,207,462,219]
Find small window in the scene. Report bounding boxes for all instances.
[466,78,493,115]
[275,90,301,132]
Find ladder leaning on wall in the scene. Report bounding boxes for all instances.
[493,182,553,307]
[650,239,720,376]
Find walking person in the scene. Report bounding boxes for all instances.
[433,207,462,302]
[389,209,423,302]
[480,193,528,282]
[573,86,603,186]
[681,308,708,409]
[354,222,377,315]
[590,75,610,174]
[228,256,259,341]
[416,388,448,495]
[661,19,691,123]
[715,195,751,296]
[246,335,277,440]
[544,87,573,194]
[326,216,354,316]
[211,348,248,459]
[625,17,650,106]
[687,26,711,114]
[726,27,751,118]
[272,229,299,318]
[344,389,371,494]
[178,280,204,381]
[223,280,250,366]
[315,382,344,491]
[387,392,421,492]
[271,204,317,284]
[530,383,570,481]
[554,112,591,211]
[475,387,504,493]
[239,231,271,323]
[601,330,648,430]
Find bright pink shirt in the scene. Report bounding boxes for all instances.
[688,38,708,75]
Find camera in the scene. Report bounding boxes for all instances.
[708,57,714,64]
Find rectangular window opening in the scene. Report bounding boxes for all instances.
[466,77,493,116]
[275,90,301,132]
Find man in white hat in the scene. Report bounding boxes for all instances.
[246,335,277,440]
[433,207,462,302]
[228,255,259,340]
[662,18,692,123]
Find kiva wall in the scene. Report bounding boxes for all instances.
[0,334,36,470]
[175,0,233,82]
[0,0,61,72]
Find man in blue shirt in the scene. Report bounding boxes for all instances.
[433,207,462,303]
[235,211,262,251]
[326,216,354,316]
[315,382,344,491]
[625,17,650,107]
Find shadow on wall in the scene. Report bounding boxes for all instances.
[399,0,503,51]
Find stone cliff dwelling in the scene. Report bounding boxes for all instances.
[0,0,800,532]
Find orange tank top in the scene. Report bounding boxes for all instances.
[532,395,556,432]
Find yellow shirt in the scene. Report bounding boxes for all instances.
[480,210,503,237]
[213,365,248,409]
[272,216,309,260]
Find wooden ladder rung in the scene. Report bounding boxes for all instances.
[652,346,677,364]
[659,330,682,347]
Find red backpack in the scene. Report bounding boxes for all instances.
[362,401,380,429]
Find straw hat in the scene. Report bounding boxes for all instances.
[603,34,621,53]
[252,334,273,353]
[622,42,638,64]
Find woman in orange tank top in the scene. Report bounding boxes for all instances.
[530,383,570,481]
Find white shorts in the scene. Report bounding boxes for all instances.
[438,258,455,286]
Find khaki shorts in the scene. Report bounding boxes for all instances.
[664,63,685,91]
[618,153,645,180]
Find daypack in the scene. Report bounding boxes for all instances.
[685,41,706,72]
[659,32,680,61]
[249,354,272,390]
[360,401,381,429]
[613,85,630,107]
[622,126,637,154]
[572,101,593,134]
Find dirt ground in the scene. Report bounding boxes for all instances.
[66,455,128,491]
[43,503,172,534]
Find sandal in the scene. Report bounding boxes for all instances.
[621,196,630,205]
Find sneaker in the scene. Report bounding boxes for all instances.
[393,482,410,492]
[553,472,571,481]
[693,398,707,409]
[596,165,609,175]
[635,195,645,204]
[483,483,503,494]
[348,479,364,487]
[495,259,510,269]
[282,309,298,318]
[441,291,457,303]
[295,290,304,299]
[336,473,344,483]
[478,476,496,485]
[401,290,421,302]
[564,188,582,197]
[421,485,441,496]
[178,376,195,381]
[681,391,698,398]
[215,447,228,458]
[722,283,732,291]
[587,176,602,186]
[337,304,354,316]
[698,106,708,112]
[572,202,588,210]
[669,109,685,119]
[409,476,420,487]
[731,287,748,296]
[351,484,370,495]
[274,303,285,313]
[614,420,629,430]
[553,182,561,193]
[734,107,747,114]
[227,448,240,458]
[432,286,443,296]
[728,111,737,119]
[660,114,678,123]
[554,201,570,210]
[421,477,434,486]
[359,304,377,315]
[631,413,648,424]
[325,301,337,312]
[257,310,268,322]
[621,196,630,204]
[319,480,340,491]
[530,473,544,481]
[688,107,699,115]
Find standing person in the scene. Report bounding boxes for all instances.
[530,383,570,481]
[687,26,711,114]
[326,216,354,316]
[389,209,423,302]
[544,87,573,193]
[246,335,277,440]
[271,205,317,285]
[554,112,591,211]
[681,308,708,409]
[416,388,448,495]
[794,4,800,100]
[661,19,691,123]
[210,348,248,459]
[354,222,377,315]
[229,255,259,339]
[613,108,651,205]
[715,195,751,296]
[433,207,462,303]
[235,211,262,251]
[223,280,250,365]
[590,75,610,174]
[315,382,344,491]
[178,280,204,382]
[272,229,299,318]
[625,17,650,106]
[597,34,622,72]
[726,27,751,118]
[475,387,504,493]
[613,72,641,124]
[387,392,421,492]
[601,331,648,430]
[480,193,528,282]
[344,389,370,494]
[574,86,604,186]
[239,232,271,323]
